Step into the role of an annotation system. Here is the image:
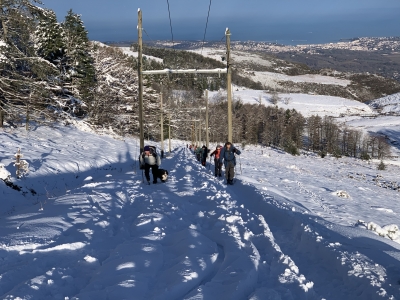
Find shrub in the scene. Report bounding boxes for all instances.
[285,142,299,156]
[332,148,342,159]
[360,151,371,160]
[377,160,386,170]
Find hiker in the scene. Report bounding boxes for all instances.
[219,142,241,185]
[201,145,208,167]
[139,145,161,184]
[210,145,222,177]
[195,146,202,162]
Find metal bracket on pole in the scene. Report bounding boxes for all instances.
[142,68,227,75]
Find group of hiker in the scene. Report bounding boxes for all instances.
[189,142,241,185]
[140,142,241,185]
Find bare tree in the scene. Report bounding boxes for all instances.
[270,91,280,105]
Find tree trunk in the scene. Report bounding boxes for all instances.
[0,108,3,127]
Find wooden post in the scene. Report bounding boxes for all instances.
[195,121,198,147]
[205,89,209,149]
[160,93,164,155]
[199,112,202,146]
[226,28,232,143]
[168,114,171,153]
[26,105,29,131]
[137,8,144,153]
[191,122,194,146]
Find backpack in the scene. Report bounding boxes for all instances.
[214,147,221,159]
[143,145,157,158]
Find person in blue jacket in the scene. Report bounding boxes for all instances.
[219,142,241,185]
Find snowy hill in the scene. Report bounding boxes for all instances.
[369,93,400,115]
[209,88,374,118]
[189,46,400,102]
[1,124,400,299]
[119,46,164,64]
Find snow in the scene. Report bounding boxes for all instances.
[251,70,351,87]
[0,163,10,180]
[119,47,164,64]
[189,48,350,87]
[0,39,8,62]
[91,41,109,48]
[209,89,374,117]
[1,122,400,299]
[369,93,400,114]
[344,115,400,159]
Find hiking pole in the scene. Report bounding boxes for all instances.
[239,155,242,175]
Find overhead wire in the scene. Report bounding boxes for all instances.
[166,0,175,51]
[143,29,154,42]
[165,0,178,70]
[201,0,212,57]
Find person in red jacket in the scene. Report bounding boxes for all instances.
[210,145,222,177]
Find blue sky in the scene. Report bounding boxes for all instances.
[43,0,400,44]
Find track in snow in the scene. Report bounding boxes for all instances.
[1,146,397,299]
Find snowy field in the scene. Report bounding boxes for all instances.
[1,124,400,299]
[209,89,374,118]
[209,88,400,158]
[249,71,351,88]
[189,48,351,88]
[119,47,164,64]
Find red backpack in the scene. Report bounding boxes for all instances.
[214,147,221,159]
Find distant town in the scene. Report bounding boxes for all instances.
[125,36,400,54]
[229,37,400,54]
[107,37,400,81]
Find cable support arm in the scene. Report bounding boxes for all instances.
[142,68,227,75]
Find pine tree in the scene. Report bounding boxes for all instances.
[62,9,95,101]
[0,0,59,126]
[35,9,65,64]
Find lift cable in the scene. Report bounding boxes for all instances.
[200,0,212,57]
[166,0,175,51]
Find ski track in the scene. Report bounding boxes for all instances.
[0,136,399,299]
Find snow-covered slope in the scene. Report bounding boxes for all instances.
[119,47,163,63]
[369,93,400,114]
[190,48,351,88]
[209,88,374,118]
[1,124,400,299]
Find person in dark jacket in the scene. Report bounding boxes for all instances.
[219,142,241,184]
[201,145,208,167]
[139,145,161,184]
[210,145,222,177]
[195,146,202,162]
